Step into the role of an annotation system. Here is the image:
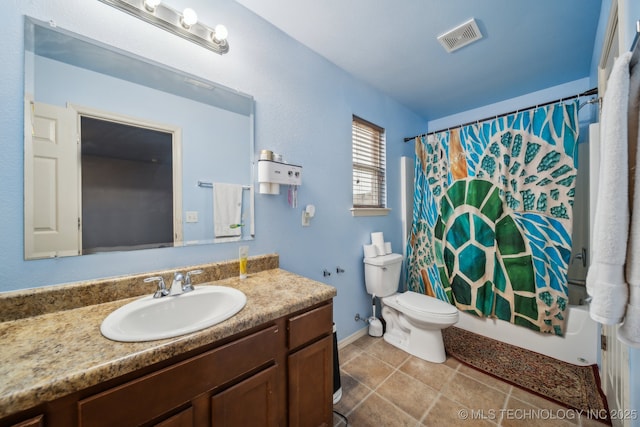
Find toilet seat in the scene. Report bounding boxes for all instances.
[384,291,458,321]
[397,291,457,316]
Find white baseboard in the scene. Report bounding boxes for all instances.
[337,326,368,349]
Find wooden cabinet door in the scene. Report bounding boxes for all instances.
[288,335,333,427]
[211,365,279,427]
[154,407,194,427]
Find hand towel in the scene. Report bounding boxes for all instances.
[586,51,632,325]
[619,59,640,347]
[249,185,255,238]
[213,183,243,243]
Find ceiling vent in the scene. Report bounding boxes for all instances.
[437,18,483,53]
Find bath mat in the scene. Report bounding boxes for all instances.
[443,326,611,425]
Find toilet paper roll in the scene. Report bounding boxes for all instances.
[384,242,392,254]
[371,232,385,255]
[371,232,384,246]
[363,244,378,258]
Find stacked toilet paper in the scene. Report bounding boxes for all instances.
[363,232,392,258]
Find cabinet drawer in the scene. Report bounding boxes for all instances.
[78,325,279,427]
[288,303,332,351]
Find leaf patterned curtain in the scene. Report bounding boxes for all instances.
[406,101,579,335]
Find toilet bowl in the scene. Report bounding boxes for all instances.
[364,253,458,363]
[381,291,458,363]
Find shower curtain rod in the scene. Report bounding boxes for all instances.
[403,87,598,142]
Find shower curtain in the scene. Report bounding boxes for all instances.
[406,101,579,335]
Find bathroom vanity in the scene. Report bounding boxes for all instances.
[0,255,336,427]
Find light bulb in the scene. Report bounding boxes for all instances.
[213,24,228,42]
[181,8,198,28]
[143,0,161,12]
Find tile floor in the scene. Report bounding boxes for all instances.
[332,334,607,427]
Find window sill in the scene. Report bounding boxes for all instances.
[350,207,391,217]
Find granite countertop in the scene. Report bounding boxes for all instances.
[0,268,336,419]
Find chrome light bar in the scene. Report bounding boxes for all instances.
[97,0,229,55]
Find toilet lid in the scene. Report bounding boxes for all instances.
[397,291,457,315]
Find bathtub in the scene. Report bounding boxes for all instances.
[454,304,598,366]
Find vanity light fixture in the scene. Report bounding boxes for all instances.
[97,0,229,54]
[180,7,198,29]
[213,24,228,43]
[143,0,160,12]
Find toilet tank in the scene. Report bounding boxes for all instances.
[363,253,403,297]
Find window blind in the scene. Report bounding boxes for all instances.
[352,116,386,208]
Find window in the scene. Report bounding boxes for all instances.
[352,116,389,216]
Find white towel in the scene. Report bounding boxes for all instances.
[213,183,243,243]
[586,51,632,325]
[619,59,640,347]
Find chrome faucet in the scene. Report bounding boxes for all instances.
[144,276,170,298]
[170,272,186,295]
[184,269,203,293]
[572,247,588,268]
[144,270,204,298]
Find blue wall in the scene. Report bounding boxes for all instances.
[1,0,423,342]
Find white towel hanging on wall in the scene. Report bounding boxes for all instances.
[619,54,640,347]
[586,51,632,325]
[213,183,243,243]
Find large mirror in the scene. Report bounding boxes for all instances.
[23,17,255,260]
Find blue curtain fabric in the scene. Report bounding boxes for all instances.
[406,101,579,335]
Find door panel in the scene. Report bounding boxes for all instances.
[24,100,80,259]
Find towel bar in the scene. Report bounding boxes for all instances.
[197,181,251,190]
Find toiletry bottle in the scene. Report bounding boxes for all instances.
[239,246,249,279]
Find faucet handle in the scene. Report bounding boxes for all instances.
[183,269,203,292]
[144,276,169,298]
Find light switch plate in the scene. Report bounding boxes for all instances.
[185,211,199,223]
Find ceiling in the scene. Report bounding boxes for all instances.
[234,0,603,120]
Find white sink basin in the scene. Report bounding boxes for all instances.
[101,286,247,342]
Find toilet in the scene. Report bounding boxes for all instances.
[364,253,458,363]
